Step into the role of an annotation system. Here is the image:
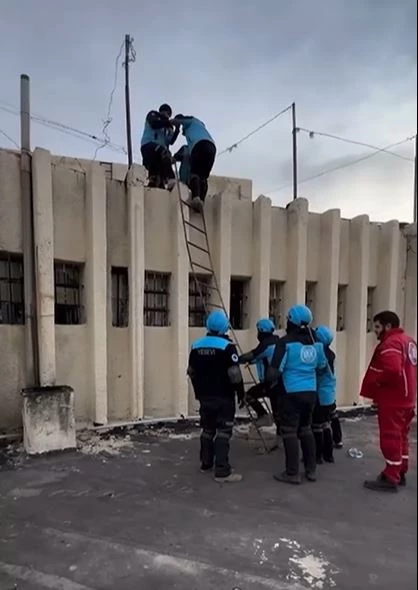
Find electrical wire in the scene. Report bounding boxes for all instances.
[93,40,125,160]
[266,135,416,195]
[0,127,19,149]
[217,104,292,157]
[297,127,414,162]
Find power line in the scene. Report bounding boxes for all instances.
[94,40,125,160]
[266,135,416,195]
[217,104,292,157]
[297,127,414,162]
[0,102,127,155]
[0,127,19,149]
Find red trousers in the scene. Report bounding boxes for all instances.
[378,406,415,484]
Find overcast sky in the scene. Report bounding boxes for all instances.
[0,0,416,221]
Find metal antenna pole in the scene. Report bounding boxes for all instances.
[292,102,298,201]
[124,34,133,167]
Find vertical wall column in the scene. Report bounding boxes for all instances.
[403,224,417,340]
[32,148,56,386]
[375,220,401,312]
[171,184,189,416]
[249,195,272,326]
[346,215,369,404]
[285,198,309,309]
[316,209,341,330]
[127,166,146,419]
[211,192,233,310]
[86,162,108,425]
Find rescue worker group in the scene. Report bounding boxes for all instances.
[141,104,417,494]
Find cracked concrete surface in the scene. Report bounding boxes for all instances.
[0,416,416,589]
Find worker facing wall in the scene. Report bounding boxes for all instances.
[0,147,416,431]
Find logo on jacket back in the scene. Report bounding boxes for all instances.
[300,345,317,364]
[408,341,417,366]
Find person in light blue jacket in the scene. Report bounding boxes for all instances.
[171,114,216,210]
[140,103,179,189]
[312,325,337,464]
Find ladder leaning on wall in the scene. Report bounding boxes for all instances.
[173,167,273,453]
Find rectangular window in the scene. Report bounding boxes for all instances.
[230,278,250,330]
[367,287,376,333]
[144,271,170,327]
[111,267,129,327]
[269,280,285,330]
[189,274,211,327]
[337,285,347,332]
[305,281,317,315]
[0,252,24,325]
[54,261,85,325]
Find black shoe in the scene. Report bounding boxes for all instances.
[200,464,213,473]
[364,474,398,493]
[335,442,343,449]
[305,471,317,482]
[324,456,335,464]
[399,474,407,487]
[316,457,324,465]
[273,471,302,485]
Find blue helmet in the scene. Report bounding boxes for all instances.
[206,310,230,335]
[256,318,275,333]
[315,325,334,346]
[287,304,313,327]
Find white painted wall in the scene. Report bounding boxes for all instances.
[0,146,416,431]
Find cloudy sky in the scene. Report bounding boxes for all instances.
[0,0,416,221]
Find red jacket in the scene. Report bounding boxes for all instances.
[361,328,417,408]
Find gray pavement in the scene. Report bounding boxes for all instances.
[0,415,416,590]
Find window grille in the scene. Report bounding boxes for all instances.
[0,252,24,325]
[54,261,84,325]
[144,271,170,327]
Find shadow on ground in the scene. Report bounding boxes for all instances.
[0,416,416,590]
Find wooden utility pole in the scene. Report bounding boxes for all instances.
[124,34,133,168]
[292,102,298,200]
[20,74,39,386]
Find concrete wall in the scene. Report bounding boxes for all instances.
[0,147,416,431]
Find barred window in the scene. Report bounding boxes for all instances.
[111,267,129,327]
[144,272,170,327]
[230,278,250,330]
[367,287,376,333]
[54,261,85,325]
[0,252,24,325]
[189,274,211,327]
[269,280,285,330]
[305,281,317,315]
[337,285,347,332]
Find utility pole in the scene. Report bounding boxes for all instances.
[20,74,39,387]
[414,133,417,224]
[124,34,133,168]
[292,102,298,200]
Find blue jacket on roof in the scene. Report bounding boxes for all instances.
[140,110,175,149]
[317,347,337,406]
[173,116,215,153]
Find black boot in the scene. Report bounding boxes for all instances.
[300,429,317,482]
[282,435,300,478]
[323,427,335,463]
[313,429,324,464]
[364,474,398,493]
[400,473,407,487]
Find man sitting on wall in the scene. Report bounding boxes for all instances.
[361,311,417,493]
[140,103,179,189]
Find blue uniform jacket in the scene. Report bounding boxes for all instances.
[317,347,337,406]
[174,116,215,153]
[141,110,176,149]
[239,334,281,383]
[269,328,328,394]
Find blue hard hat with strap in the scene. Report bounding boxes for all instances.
[315,325,334,346]
[256,318,275,333]
[287,304,313,327]
[206,310,230,335]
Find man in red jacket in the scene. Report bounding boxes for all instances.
[361,311,417,493]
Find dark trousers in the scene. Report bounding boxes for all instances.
[246,382,281,435]
[330,404,343,446]
[189,140,216,201]
[141,142,174,188]
[278,392,316,476]
[312,402,334,462]
[199,397,235,478]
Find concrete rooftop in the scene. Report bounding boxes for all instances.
[0,416,416,590]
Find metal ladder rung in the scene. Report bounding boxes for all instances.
[184,220,206,234]
[208,303,225,309]
[180,198,195,209]
[191,261,214,273]
[196,281,218,291]
[187,241,209,254]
